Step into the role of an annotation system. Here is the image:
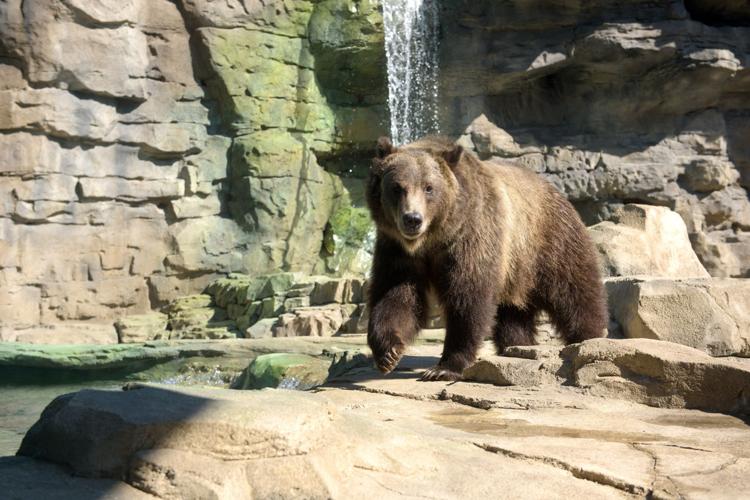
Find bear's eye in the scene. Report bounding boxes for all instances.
[392,185,403,196]
[425,185,433,194]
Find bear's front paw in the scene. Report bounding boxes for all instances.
[374,344,405,375]
[419,365,463,382]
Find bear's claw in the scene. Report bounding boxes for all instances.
[419,366,463,382]
[375,345,404,374]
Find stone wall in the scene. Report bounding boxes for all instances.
[0,0,386,332]
[440,0,750,277]
[2,0,749,334]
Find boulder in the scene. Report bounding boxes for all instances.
[10,351,750,498]
[230,353,332,390]
[463,355,560,387]
[115,313,169,343]
[244,318,277,339]
[0,456,154,500]
[562,338,750,413]
[273,306,345,337]
[589,204,710,278]
[681,158,740,192]
[18,386,336,478]
[606,277,750,357]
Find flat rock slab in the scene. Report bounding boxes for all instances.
[0,456,153,500]
[0,336,370,371]
[563,338,750,413]
[8,376,750,499]
[607,277,750,356]
[0,331,447,372]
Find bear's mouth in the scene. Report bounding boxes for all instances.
[399,227,424,240]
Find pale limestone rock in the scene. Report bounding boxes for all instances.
[146,274,220,307]
[169,193,221,219]
[0,134,183,179]
[0,457,154,500]
[25,23,150,99]
[18,387,336,477]
[589,204,710,278]
[10,356,750,499]
[0,286,41,328]
[0,88,118,140]
[463,355,560,387]
[466,114,541,158]
[78,178,185,202]
[309,278,348,304]
[115,313,169,343]
[6,322,118,345]
[184,135,231,182]
[700,185,750,229]
[129,449,250,499]
[12,175,78,202]
[273,306,345,337]
[108,122,205,156]
[606,277,750,357]
[563,338,750,413]
[40,277,151,323]
[64,0,139,24]
[245,318,277,339]
[682,158,740,192]
[0,64,25,90]
[168,216,249,273]
[15,217,168,284]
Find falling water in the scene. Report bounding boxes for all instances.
[383,0,440,145]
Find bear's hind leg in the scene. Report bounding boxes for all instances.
[493,304,538,353]
[420,294,496,382]
[542,267,607,344]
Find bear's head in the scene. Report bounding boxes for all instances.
[366,136,462,253]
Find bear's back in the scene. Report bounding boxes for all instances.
[477,158,559,306]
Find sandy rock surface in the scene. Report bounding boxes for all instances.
[4,337,749,499]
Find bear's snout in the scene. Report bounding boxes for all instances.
[402,212,423,233]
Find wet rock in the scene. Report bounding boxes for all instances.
[606,277,750,356]
[589,204,710,278]
[230,353,332,390]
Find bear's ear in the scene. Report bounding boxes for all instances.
[442,144,463,168]
[375,136,395,159]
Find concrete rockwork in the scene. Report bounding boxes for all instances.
[3,335,750,498]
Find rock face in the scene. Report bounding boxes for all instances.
[2,0,749,338]
[589,204,710,278]
[445,2,750,278]
[607,277,750,357]
[6,336,750,498]
[0,0,382,334]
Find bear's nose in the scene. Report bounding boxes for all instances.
[402,212,423,232]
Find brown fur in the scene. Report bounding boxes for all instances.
[366,136,607,380]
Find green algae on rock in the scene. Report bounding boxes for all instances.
[231,349,370,390]
[230,353,332,390]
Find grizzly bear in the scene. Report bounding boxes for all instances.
[366,136,607,381]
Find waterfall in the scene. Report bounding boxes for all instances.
[382,0,440,145]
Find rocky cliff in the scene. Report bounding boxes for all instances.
[441,0,750,276]
[0,0,386,331]
[1,0,749,332]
